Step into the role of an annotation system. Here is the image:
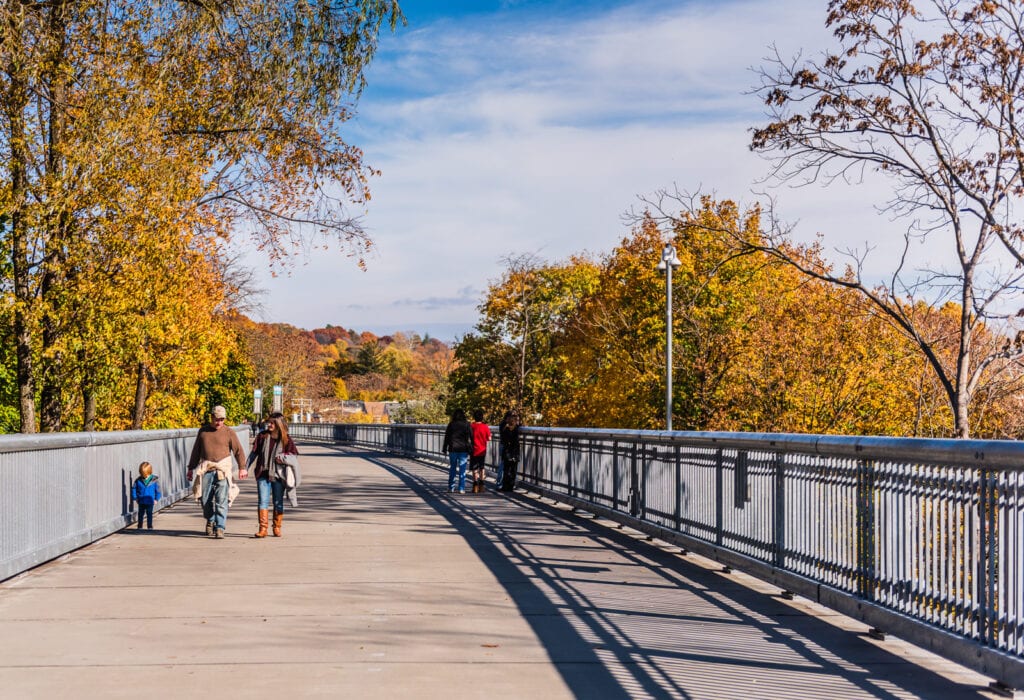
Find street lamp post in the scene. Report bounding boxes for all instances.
[656,243,681,431]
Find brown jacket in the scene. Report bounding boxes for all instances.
[187,424,245,473]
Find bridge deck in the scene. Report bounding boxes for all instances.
[0,444,1001,699]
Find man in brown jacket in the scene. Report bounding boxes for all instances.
[187,405,247,538]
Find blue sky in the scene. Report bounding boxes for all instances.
[243,0,895,341]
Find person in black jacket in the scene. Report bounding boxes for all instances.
[442,408,472,494]
[498,412,521,491]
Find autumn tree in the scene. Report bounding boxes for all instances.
[547,202,910,433]
[74,229,239,430]
[470,197,962,436]
[741,0,1024,437]
[232,318,333,416]
[726,257,937,436]
[451,255,600,421]
[197,352,257,428]
[540,222,666,429]
[0,0,403,432]
[322,331,453,404]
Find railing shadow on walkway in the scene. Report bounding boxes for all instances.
[298,444,989,700]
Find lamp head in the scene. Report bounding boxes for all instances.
[658,243,681,270]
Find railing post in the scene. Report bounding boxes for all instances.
[568,436,575,498]
[978,467,998,647]
[675,443,682,531]
[612,441,620,512]
[734,450,749,508]
[773,452,785,568]
[630,442,639,518]
[715,448,724,546]
[856,459,877,600]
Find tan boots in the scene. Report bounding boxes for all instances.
[255,509,283,538]
[255,509,269,538]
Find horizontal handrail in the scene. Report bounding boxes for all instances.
[524,427,1024,469]
[0,428,197,454]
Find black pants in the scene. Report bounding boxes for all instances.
[501,459,518,491]
[137,503,154,529]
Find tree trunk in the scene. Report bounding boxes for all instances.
[6,8,37,433]
[131,362,148,429]
[82,389,96,431]
[39,0,70,433]
[12,229,35,433]
[39,327,64,431]
[80,347,96,431]
[954,349,972,439]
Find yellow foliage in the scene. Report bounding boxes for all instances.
[334,378,349,400]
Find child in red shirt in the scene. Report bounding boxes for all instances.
[470,409,491,493]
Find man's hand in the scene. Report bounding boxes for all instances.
[238,468,248,480]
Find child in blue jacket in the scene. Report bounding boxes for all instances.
[132,462,163,530]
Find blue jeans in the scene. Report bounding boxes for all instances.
[257,478,285,512]
[496,446,505,487]
[447,452,468,491]
[201,471,230,530]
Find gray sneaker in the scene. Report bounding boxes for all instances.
[214,528,225,539]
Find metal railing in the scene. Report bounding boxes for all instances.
[291,422,1024,691]
[292,422,497,462]
[0,426,246,582]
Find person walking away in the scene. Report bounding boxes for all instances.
[131,461,163,530]
[499,412,521,492]
[250,415,301,537]
[496,411,513,488]
[187,405,247,539]
[469,409,490,493]
[442,409,472,494]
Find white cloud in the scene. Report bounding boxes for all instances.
[242,0,924,337]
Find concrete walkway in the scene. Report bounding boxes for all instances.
[0,443,1004,699]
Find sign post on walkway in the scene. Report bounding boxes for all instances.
[272,385,283,413]
[253,388,263,420]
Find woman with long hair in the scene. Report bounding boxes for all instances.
[250,415,300,537]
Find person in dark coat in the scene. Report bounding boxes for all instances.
[498,412,521,492]
[442,409,472,494]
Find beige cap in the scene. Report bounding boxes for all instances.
[212,405,227,419]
